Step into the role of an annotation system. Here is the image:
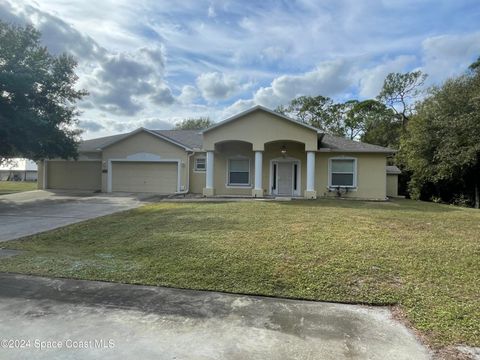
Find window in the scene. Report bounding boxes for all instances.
[228,159,250,185]
[330,158,356,187]
[194,158,206,171]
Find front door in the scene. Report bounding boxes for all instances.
[277,162,293,195]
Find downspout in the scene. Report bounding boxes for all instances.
[176,151,194,195]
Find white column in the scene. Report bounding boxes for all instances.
[254,151,263,190]
[206,151,214,189]
[306,151,315,191]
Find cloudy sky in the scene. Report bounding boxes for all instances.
[2,0,479,139]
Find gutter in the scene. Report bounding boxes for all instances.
[176,151,195,195]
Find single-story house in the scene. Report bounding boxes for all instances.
[0,158,38,181]
[37,105,397,200]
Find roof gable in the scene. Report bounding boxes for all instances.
[202,105,322,134]
[96,128,192,151]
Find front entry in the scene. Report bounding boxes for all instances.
[271,159,301,196]
[278,162,293,195]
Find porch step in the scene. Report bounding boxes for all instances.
[274,197,292,201]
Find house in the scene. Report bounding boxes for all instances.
[37,105,397,200]
[0,158,38,181]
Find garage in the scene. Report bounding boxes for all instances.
[47,161,102,190]
[111,161,178,193]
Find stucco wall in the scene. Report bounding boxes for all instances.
[203,110,318,151]
[386,174,399,197]
[210,141,254,196]
[101,131,189,192]
[37,161,44,189]
[189,152,206,194]
[315,152,387,200]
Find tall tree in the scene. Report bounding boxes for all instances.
[399,67,480,208]
[0,21,87,163]
[357,100,401,148]
[276,95,338,132]
[377,70,427,129]
[174,117,213,130]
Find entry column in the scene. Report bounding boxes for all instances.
[252,151,263,197]
[305,151,317,199]
[203,151,215,196]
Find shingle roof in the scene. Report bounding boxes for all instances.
[319,134,396,153]
[153,130,203,150]
[386,165,402,174]
[78,129,395,154]
[78,130,203,152]
[78,134,125,152]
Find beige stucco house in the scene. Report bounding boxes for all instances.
[38,106,397,200]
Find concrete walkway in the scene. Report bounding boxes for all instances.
[0,190,157,242]
[0,273,431,360]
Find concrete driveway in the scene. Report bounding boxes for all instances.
[0,190,154,242]
[0,273,431,360]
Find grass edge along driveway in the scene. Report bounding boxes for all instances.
[0,198,478,349]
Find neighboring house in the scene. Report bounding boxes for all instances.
[37,106,397,200]
[386,165,402,197]
[0,158,38,181]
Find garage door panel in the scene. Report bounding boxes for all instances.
[47,161,102,190]
[112,162,177,193]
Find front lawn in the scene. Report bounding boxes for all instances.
[0,199,478,348]
[0,181,37,195]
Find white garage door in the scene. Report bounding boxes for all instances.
[111,162,178,193]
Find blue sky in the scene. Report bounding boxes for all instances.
[2,0,479,138]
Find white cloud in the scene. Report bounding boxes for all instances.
[253,59,354,108]
[196,72,246,101]
[207,3,216,18]
[421,32,480,83]
[357,55,417,98]
[178,85,199,104]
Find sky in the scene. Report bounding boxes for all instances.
[1,0,480,139]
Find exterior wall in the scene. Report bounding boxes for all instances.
[189,152,206,194]
[263,141,307,196]
[211,141,254,196]
[101,131,189,192]
[206,141,308,197]
[203,110,318,151]
[315,152,387,200]
[37,161,44,189]
[386,174,399,197]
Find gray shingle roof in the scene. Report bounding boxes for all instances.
[319,134,396,153]
[79,129,395,154]
[78,134,125,152]
[386,165,402,174]
[78,130,203,152]
[153,130,203,150]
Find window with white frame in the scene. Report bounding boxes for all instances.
[194,158,206,171]
[329,158,356,187]
[228,158,250,185]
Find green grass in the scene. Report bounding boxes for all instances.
[0,199,478,348]
[0,181,37,195]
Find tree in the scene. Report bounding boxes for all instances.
[377,70,427,129]
[0,21,87,163]
[174,117,213,130]
[276,95,338,132]
[357,100,401,148]
[399,68,480,208]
